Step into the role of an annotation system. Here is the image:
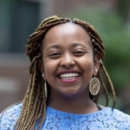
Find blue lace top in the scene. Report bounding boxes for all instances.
[0,103,130,130]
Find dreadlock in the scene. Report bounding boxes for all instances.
[13,15,116,130]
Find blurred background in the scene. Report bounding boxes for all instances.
[0,0,130,113]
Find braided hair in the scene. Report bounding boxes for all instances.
[13,15,116,130]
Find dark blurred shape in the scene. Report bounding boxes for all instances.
[0,0,40,53]
[10,0,40,53]
[116,0,130,22]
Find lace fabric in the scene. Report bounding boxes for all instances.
[0,103,130,130]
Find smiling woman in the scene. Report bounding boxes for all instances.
[0,15,130,130]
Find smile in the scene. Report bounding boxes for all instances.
[57,71,81,83]
[60,73,79,79]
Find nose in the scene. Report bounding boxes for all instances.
[60,53,75,68]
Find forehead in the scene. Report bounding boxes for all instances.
[42,22,91,47]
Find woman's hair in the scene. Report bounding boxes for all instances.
[13,15,116,130]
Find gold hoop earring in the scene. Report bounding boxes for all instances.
[44,80,47,99]
[89,77,100,96]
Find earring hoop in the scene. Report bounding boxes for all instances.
[42,73,47,98]
[44,80,47,99]
[89,77,100,96]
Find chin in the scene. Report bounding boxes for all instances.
[59,88,81,97]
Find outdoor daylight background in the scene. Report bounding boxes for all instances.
[0,0,130,114]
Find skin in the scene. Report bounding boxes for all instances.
[39,23,101,114]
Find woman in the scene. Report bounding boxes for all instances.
[0,15,130,130]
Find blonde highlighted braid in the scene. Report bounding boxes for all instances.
[13,15,116,130]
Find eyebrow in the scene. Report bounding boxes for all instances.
[47,43,87,51]
[72,43,87,48]
[47,45,60,51]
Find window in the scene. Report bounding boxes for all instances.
[0,0,40,53]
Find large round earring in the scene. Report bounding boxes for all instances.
[44,80,47,99]
[89,77,100,96]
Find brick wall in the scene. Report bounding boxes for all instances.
[0,55,29,112]
[47,0,117,16]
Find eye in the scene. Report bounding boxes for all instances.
[74,51,85,56]
[48,52,60,58]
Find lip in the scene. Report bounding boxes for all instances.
[57,70,81,77]
[58,77,80,83]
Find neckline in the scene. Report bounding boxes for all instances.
[47,106,111,117]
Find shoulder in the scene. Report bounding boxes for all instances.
[105,107,130,129]
[112,108,130,120]
[0,102,22,130]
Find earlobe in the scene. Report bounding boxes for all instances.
[38,60,44,74]
[93,54,101,75]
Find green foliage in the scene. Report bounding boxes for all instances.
[69,7,130,92]
[98,94,121,109]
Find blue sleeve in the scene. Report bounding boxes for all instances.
[0,103,22,130]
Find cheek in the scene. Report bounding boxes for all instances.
[77,55,94,73]
[44,59,58,79]
[78,56,94,87]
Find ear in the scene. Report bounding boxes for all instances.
[93,54,101,76]
[38,60,44,74]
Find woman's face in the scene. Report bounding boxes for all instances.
[39,23,100,96]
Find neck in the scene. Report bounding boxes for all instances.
[48,88,97,114]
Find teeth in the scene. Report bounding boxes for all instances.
[60,76,79,80]
[60,73,79,78]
